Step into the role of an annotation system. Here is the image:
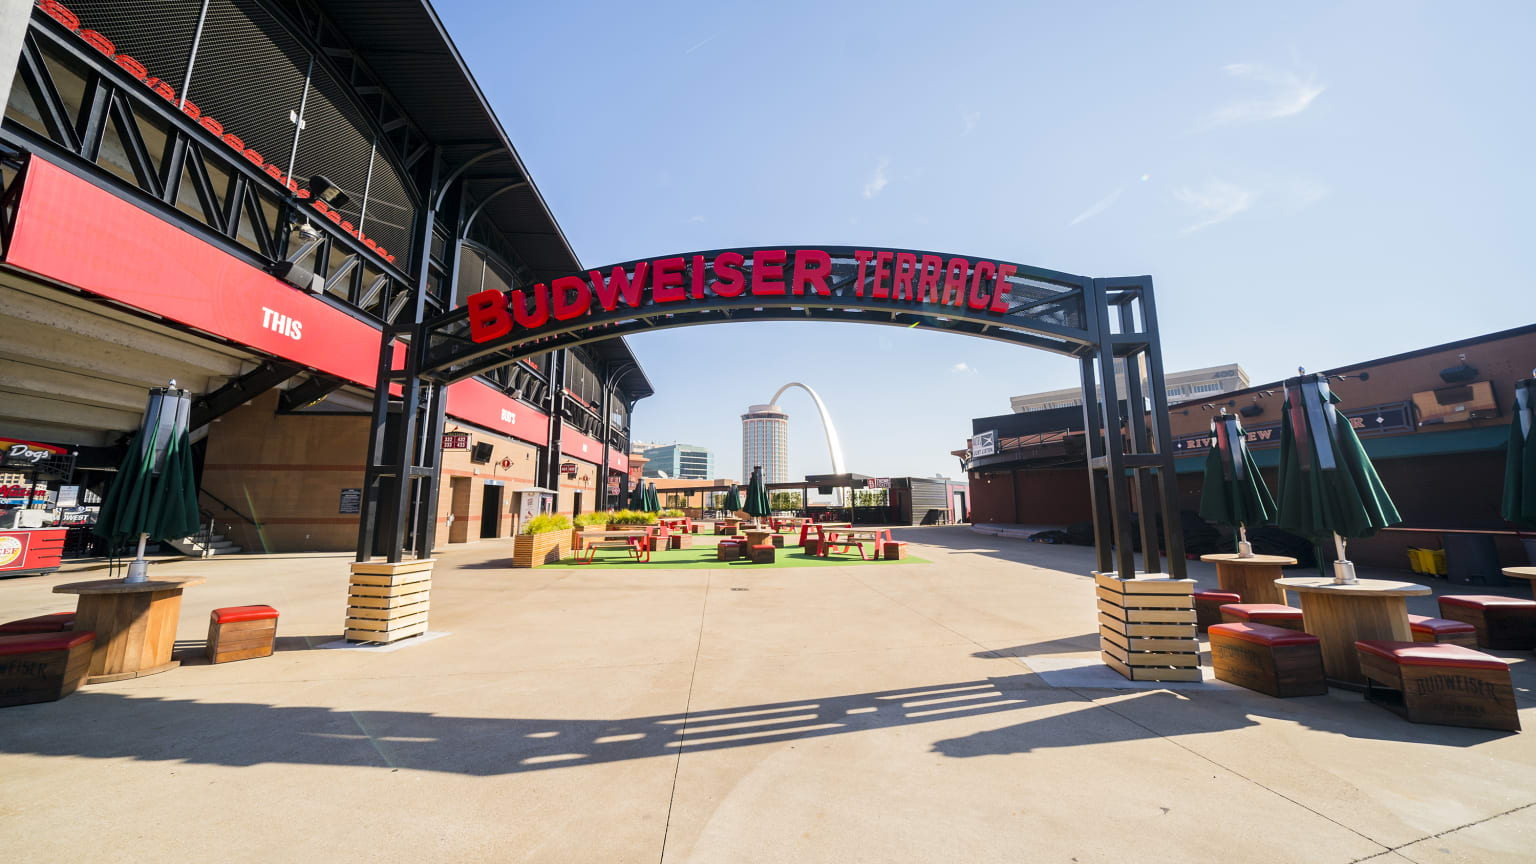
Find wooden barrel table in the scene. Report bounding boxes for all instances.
[54,575,205,684]
[1199,553,1297,604]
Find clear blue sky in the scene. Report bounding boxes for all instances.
[438,0,1535,481]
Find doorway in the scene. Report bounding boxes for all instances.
[572,490,583,519]
[449,477,471,543]
[480,483,503,538]
[953,490,968,523]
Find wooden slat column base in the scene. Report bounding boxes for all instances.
[346,559,433,643]
[1095,571,1201,682]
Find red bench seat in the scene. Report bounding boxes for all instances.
[1219,603,1305,631]
[1355,640,1519,731]
[1193,591,1241,632]
[1436,595,1536,650]
[1209,622,1325,697]
[1406,614,1477,647]
[207,606,279,664]
[0,630,96,707]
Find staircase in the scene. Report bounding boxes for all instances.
[166,532,243,558]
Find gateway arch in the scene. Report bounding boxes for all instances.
[766,382,847,503]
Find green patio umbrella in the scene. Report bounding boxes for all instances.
[743,466,771,520]
[643,482,660,513]
[1275,371,1401,583]
[722,483,742,513]
[94,383,200,582]
[1198,409,1277,557]
[1501,376,1536,529]
[626,481,645,510]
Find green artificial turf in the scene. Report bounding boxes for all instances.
[547,544,927,569]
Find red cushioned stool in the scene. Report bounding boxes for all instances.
[0,630,95,707]
[1436,596,1536,650]
[0,612,77,634]
[1355,640,1519,731]
[880,541,908,560]
[748,544,775,564]
[1219,603,1305,631]
[206,605,279,664]
[1193,591,1241,633]
[668,534,693,550]
[1210,622,1326,697]
[717,540,744,561]
[1407,614,1477,648]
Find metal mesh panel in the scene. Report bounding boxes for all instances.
[64,0,204,96]
[359,148,414,267]
[289,62,369,230]
[186,0,309,177]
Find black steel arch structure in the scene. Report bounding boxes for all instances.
[362,244,1187,582]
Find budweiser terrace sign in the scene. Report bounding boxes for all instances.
[466,247,1031,342]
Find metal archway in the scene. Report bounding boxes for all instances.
[362,244,1186,588]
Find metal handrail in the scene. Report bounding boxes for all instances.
[201,491,259,527]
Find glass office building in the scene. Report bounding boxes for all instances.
[741,404,789,483]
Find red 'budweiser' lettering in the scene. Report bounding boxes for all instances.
[466,248,1023,344]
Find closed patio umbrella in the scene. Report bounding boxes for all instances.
[1199,409,1277,557]
[626,481,645,510]
[744,466,771,520]
[1501,375,1536,529]
[93,382,200,582]
[643,482,660,513]
[722,483,742,513]
[1275,371,1401,583]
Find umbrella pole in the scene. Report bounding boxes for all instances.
[125,532,150,583]
[1332,532,1357,585]
[1237,522,1254,558]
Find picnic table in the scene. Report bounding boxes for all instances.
[816,525,892,560]
[659,517,690,532]
[574,528,653,564]
[798,520,851,547]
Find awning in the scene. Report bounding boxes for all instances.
[1174,425,1509,474]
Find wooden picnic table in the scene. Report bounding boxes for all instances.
[55,575,206,683]
[1502,567,1536,599]
[817,525,892,560]
[574,528,654,563]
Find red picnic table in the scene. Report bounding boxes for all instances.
[816,525,892,560]
[797,520,851,547]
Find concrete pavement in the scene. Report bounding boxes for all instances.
[1,527,1532,862]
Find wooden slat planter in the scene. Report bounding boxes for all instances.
[512,532,570,568]
[346,559,433,643]
[1095,571,1200,682]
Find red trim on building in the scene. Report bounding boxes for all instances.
[444,379,549,447]
[5,158,404,386]
[560,426,626,473]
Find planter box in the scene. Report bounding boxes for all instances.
[513,532,570,567]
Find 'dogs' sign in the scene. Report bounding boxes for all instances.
[465,248,1025,343]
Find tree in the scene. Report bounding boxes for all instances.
[770,491,803,511]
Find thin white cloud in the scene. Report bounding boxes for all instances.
[1069,187,1124,227]
[862,158,891,199]
[683,214,706,223]
[1202,62,1325,129]
[951,362,978,374]
[961,111,981,136]
[684,32,719,55]
[1175,180,1252,235]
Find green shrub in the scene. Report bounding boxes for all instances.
[609,509,658,526]
[574,512,611,527]
[660,508,686,518]
[521,513,572,535]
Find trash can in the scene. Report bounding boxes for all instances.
[1443,533,1503,586]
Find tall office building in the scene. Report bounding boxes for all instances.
[641,443,714,480]
[741,404,790,483]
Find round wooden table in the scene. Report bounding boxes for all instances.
[1502,567,1536,599]
[1274,576,1430,685]
[743,529,773,548]
[1199,553,1297,604]
[54,575,205,684]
